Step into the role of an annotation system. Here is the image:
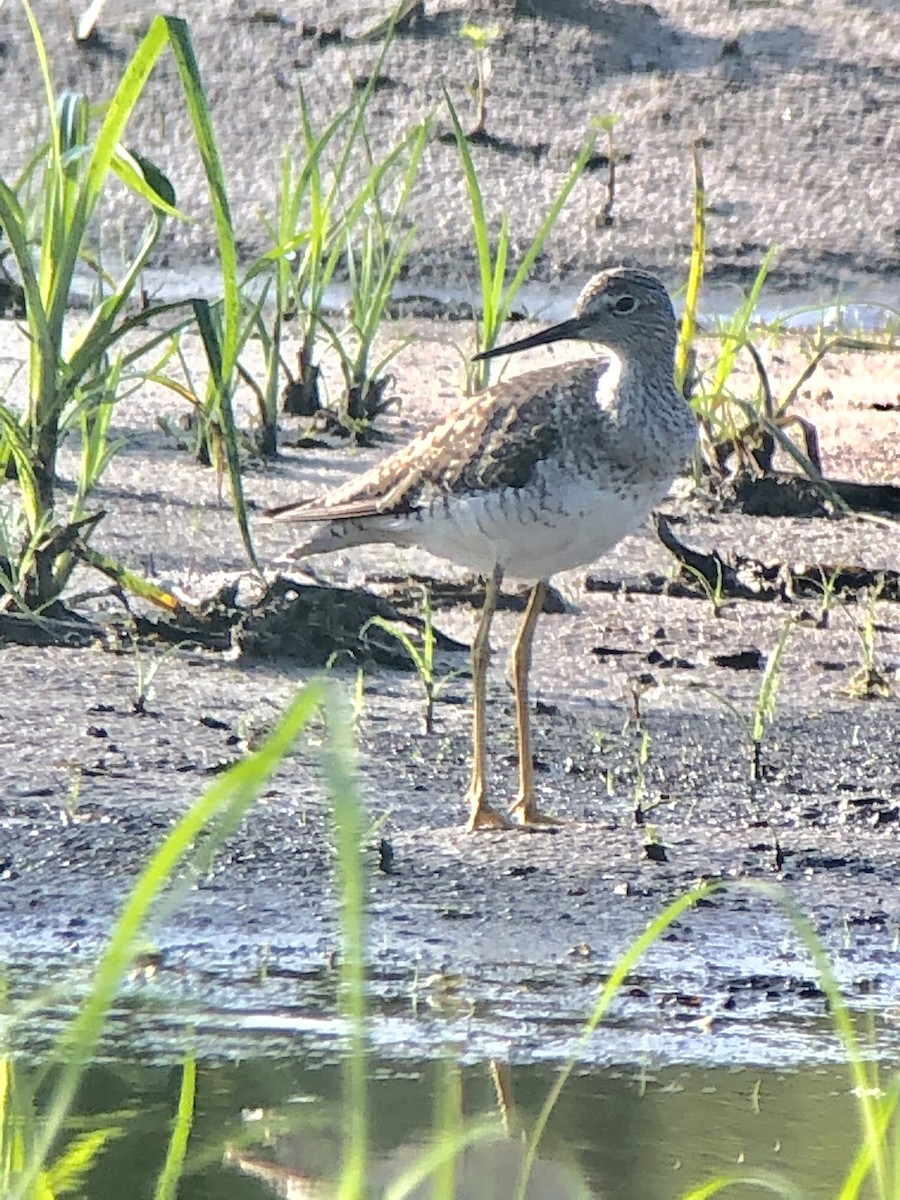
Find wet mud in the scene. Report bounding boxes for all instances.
[3,472,900,1065]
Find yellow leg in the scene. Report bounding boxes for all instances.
[464,563,513,831]
[489,1060,516,1138]
[507,580,560,826]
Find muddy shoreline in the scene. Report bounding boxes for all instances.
[3,459,900,1065]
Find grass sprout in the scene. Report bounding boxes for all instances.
[689,616,794,782]
[675,143,705,404]
[459,22,500,138]
[682,558,727,617]
[849,580,890,700]
[361,585,461,734]
[444,88,596,392]
[750,615,793,780]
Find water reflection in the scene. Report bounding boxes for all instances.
[227,1138,592,1199]
[224,1060,593,1198]
[33,1053,864,1199]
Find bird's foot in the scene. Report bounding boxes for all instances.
[465,800,516,832]
[508,797,564,828]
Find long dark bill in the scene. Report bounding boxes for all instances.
[471,315,589,362]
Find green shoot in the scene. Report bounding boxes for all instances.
[681,558,726,617]
[849,580,890,700]
[589,114,622,227]
[676,143,705,403]
[459,23,500,138]
[361,585,460,734]
[444,88,596,392]
[633,725,651,820]
[750,615,793,781]
[811,564,845,630]
[153,1057,196,1200]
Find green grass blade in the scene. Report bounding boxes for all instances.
[774,892,890,1198]
[384,1124,499,1200]
[322,690,368,1200]
[490,211,510,325]
[163,17,239,379]
[709,247,778,404]
[153,1057,196,1200]
[165,18,259,567]
[9,678,328,1200]
[0,406,41,534]
[676,144,705,394]
[516,883,720,1200]
[751,615,792,744]
[45,1127,121,1196]
[0,178,50,349]
[192,299,259,571]
[444,89,493,318]
[679,1173,805,1199]
[361,615,427,681]
[110,145,187,221]
[500,135,597,329]
[49,17,171,326]
[76,545,181,612]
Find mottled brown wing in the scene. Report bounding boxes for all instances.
[266,360,598,523]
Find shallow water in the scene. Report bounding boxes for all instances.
[11,1048,880,1199]
[62,263,899,335]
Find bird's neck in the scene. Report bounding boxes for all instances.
[597,346,678,417]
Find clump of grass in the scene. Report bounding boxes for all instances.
[270,13,421,433]
[0,6,202,613]
[0,5,267,609]
[271,84,363,420]
[319,119,428,426]
[444,89,596,393]
[673,147,883,496]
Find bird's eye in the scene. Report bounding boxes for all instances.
[612,295,638,315]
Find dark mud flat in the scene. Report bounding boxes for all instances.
[2,492,900,1067]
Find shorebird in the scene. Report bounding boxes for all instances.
[268,267,697,831]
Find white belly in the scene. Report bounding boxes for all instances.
[412,477,672,581]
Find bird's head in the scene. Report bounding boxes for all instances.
[473,267,677,363]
